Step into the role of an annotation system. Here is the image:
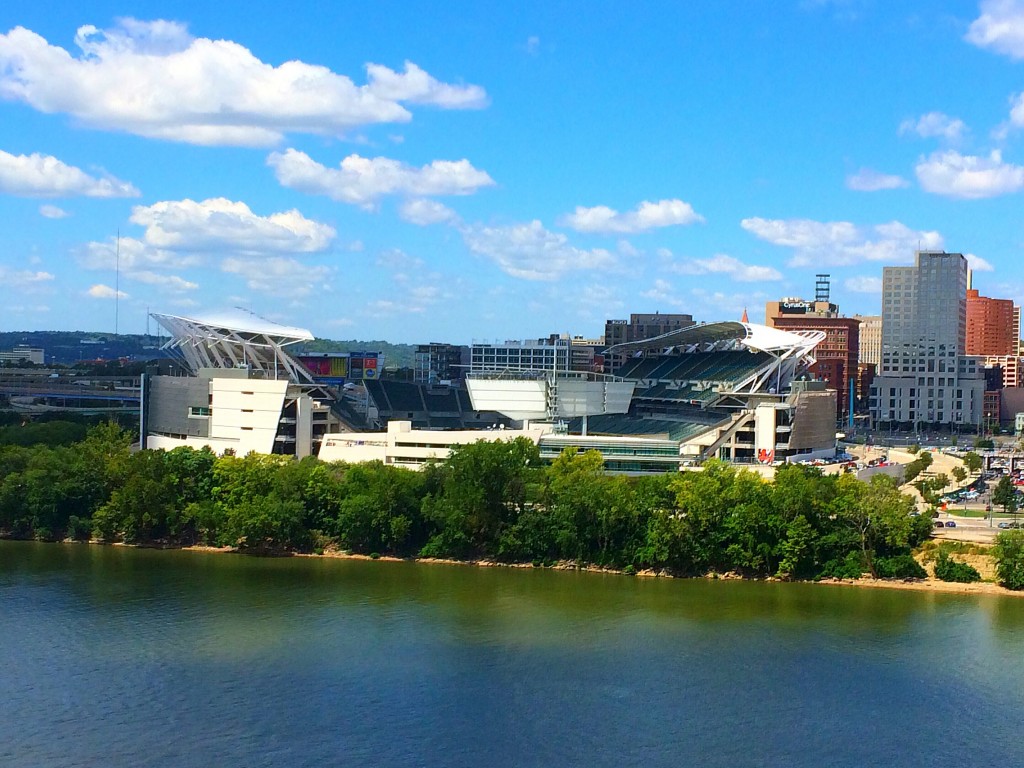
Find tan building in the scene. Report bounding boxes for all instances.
[854,314,882,367]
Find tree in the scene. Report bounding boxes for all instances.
[962,452,983,473]
[951,466,967,484]
[994,530,1024,590]
[420,437,540,558]
[992,476,1018,518]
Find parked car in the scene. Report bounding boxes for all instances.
[935,521,946,529]
[945,521,957,528]
[999,522,1012,529]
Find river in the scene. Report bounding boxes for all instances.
[2,541,1023,767]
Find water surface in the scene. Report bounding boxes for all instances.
[2,541,1022,767]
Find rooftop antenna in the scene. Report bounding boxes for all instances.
[114,229,120,336]
[815,273,830,303]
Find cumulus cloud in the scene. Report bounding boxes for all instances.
[915,149,1024,198]
[79,236,201,272]
[0,19,487,146]
[670,253,782,282]
[1010,92,1024,128]
[221,256,333,299]
[966,253,996,272]
[460,220,616,280]
[845,167,910,192]
[127,270,198,291]
[39,204,69,218]
[128,198,336,254]
[268,149,494,207]
[0,267,54,292]
[0,150,138,197]
[364,61,487,108]
[87,283,127,299]
[898,112,967,141]
[398,198,459,226]
[741,217,943,267]
[966,0,1024,59]
[844,276,883,293]
[559,199,704,234]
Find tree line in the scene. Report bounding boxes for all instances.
[2,422,1024,587]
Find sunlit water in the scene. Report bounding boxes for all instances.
[2,541,1023,767]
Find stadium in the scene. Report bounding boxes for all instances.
[142,312,837,470]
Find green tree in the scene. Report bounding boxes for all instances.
[994,530,1024,590]
[962,452,983,473]
[951,466,967,484]
[992,476,1018,517]
[420,437,540,558]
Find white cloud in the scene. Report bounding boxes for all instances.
[129,198,336,253]
[222,256,333,299]
[1009,92,1024,127]
[965,253,995,272]
[671,253,783,282]
[915,149,1024,198]
[741,217,943,267]
[966,0,1024,60]
[80,236,201,271]
[39,204,69,218]
[0,150,138,197]
[0,267,54,292]
[376,248,424,271]
[559,199,704,234]
[364,61,487,109]
[268,149,494,207]
[0,19,486,146]
[398,198,459,226]
[460,220,616,281]
[845,167,910,192]
[127,270,198,291]
[87,284,127,299]
[844,276,883,293]
[898,112,967,141]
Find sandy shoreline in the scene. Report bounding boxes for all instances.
[171,543,1024,598]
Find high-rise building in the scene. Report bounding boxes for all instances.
[854,315,882,367]
[414,343,468,384]
[603,312,694,373]
[869,251,986,428]
[966,289,1016,356]
[470,337,571,373]
[772,315,860,420]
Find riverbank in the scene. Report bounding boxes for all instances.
[186,542,1024,598]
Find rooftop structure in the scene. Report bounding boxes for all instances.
[151,310,315,385]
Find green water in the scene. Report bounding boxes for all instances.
[2,540,1023,767]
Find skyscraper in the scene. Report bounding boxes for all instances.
[870,251,985,429]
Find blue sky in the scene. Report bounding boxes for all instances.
[2,0,1024,343]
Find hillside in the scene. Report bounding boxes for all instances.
[0,331,418,369]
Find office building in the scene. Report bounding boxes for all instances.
[966,289,1016,356]
[604,312,694,373]
[854,315,882,367]
[869,251,986,428]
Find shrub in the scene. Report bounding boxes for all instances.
[994,530,1024,590]
[819,551,865,580]
[874,554,927,579]
[67,515,92,542]
[933,551,981,583]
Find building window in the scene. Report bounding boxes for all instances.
[188,406,211,418]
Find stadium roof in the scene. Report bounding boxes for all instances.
[604,321,824,355]
[151,310,316,384]
[154,309,313,343]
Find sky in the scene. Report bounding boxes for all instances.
[2,0,1024,344]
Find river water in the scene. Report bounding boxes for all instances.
[2,541,1023,767]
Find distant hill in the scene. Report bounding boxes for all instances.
[0,331,418,369]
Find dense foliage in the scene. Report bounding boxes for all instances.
[0,424,937,580]
[933,551,981,583]
[994,531,1024,590]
